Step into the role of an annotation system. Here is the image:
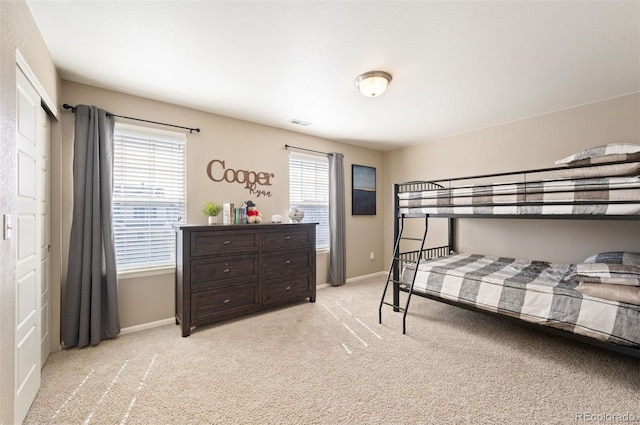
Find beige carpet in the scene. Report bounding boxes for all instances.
[25,275,639,424]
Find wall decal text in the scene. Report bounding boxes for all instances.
[206,159,274,197]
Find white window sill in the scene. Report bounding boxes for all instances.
[118,266,175,280]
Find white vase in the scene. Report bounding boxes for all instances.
[208,216,218,225]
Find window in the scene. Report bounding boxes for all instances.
[113,124,186,271]
[289,152,329,249]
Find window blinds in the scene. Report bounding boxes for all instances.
[113,124,186,271]
[289,152,329,249]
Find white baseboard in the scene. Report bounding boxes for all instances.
[317,270,386,288]
[120,317,175,335]
[347,271,386,282]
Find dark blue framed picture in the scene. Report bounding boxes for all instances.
[352,164,376,215]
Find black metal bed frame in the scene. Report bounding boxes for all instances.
[379,159,640,359]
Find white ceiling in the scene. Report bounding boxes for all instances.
[27,1,640,151]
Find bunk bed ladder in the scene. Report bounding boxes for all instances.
[378,214,429,334]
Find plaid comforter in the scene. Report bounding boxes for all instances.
[402,253,640,346]
[398,177,640,215]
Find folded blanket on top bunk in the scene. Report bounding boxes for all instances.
[401,253,640,347]
[398,176,640,215]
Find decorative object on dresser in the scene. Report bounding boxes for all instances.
[288,208,304,223]
[271,214,283,223]
[202,201,222,224]
[175,223,317,336]
[245,200,262,223]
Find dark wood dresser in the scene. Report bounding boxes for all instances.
[175,223,316,336]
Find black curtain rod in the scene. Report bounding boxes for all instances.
[284,144,333,156]
[62,104,200,134]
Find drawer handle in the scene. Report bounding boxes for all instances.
[285,260,291,265]
[285,236,291,240]
[223,268,231,273]
[223,299,230,303]
[223,240,231,245]
[285,286,291,291]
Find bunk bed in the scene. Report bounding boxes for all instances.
[379,144,640,358]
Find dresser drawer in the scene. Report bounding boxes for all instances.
[190,230,259,257]
[191,282,259,322]
[190,254,258,290]
[262,227,312,251]
[263,274,312,305]
[262,250,313,279]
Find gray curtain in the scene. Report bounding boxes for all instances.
[62,105,120,348]
[328,152,346,286]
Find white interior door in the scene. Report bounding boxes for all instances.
[40,108,51,368]
[15,66,42,424]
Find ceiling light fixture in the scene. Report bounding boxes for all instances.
[355,71,392,97]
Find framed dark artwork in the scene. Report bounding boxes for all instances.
[352,164,376,215]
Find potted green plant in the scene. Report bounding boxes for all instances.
[202,201,222,224]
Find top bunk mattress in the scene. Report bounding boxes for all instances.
[398,176,640,216]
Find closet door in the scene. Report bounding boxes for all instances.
[15,66,42,424]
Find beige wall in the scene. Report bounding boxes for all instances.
[0,1,61,423]
[384,93,640,265]
[60,80,386,329]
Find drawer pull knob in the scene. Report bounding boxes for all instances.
[285,286,291,290]
[224,268,231,273]
[223,240,231,245]
[223,299,230,303]
[285,236,291,240]
[285,260,291,264]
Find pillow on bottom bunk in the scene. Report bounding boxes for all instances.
[566,262,640,286]
[576,282,640,306]
[583,251,640,268]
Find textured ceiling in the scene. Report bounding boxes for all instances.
[27,1,640,151]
